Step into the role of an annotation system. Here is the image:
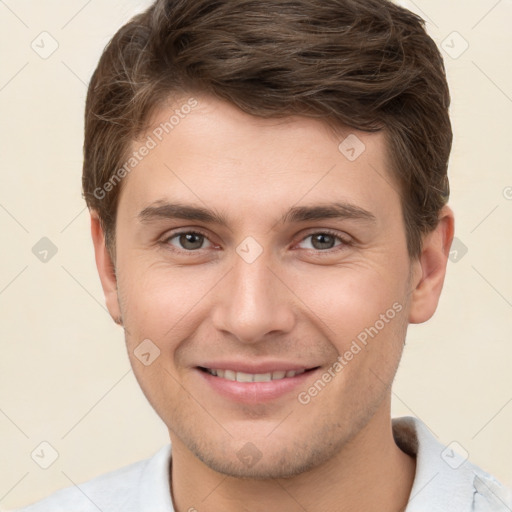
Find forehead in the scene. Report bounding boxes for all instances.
[117,94,400,226]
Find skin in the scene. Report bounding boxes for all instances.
[91,93,454,512]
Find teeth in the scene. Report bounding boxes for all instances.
[205,368,305,382]
[224,369,236,381]
[236,371,254,382]
[254,373,272,382]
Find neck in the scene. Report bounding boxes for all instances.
[169,401,416,512]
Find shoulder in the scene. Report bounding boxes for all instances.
[393,416,512,511]
[471,469,512,511]
[15,445,172,512]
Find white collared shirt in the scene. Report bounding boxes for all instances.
[16,416,512,511]
[394,417,512,511]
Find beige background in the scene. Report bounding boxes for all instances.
[1,0,511,509]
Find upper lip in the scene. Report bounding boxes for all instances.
[197,361,319,373]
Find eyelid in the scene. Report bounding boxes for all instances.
[159,227,352,253]
[160,228,215,251]
[294,229,352,248]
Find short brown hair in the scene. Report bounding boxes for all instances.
[83,0,451,259]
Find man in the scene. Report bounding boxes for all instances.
[18,0,512,510]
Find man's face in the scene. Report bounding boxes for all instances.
[108,94,417,477]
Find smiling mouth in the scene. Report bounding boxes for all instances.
[198,366,319,382]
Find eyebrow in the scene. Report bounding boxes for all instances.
[137,201,377,227]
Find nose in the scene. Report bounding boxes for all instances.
[211,251,296,344]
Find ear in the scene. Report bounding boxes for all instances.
[90,211,122,325]
[408,205,455,324]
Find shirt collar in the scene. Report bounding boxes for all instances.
[137,443,174,511]
[138,416,509,512]
[394,416,479,511]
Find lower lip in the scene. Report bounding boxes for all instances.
[196,368,319,404]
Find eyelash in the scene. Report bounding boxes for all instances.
[160,229,352,255]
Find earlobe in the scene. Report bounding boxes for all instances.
[408,205,455,324]
[90,211,122,325]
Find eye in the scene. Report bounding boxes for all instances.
[297,231,350,251]
[164,231,214,251]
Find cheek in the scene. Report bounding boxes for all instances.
[116,243,408,353]
[116,260,220,344]
[288,262,405,338]
[288,261,410,393]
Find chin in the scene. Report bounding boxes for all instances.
[195,449,324,480]
[183,429,346,480]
